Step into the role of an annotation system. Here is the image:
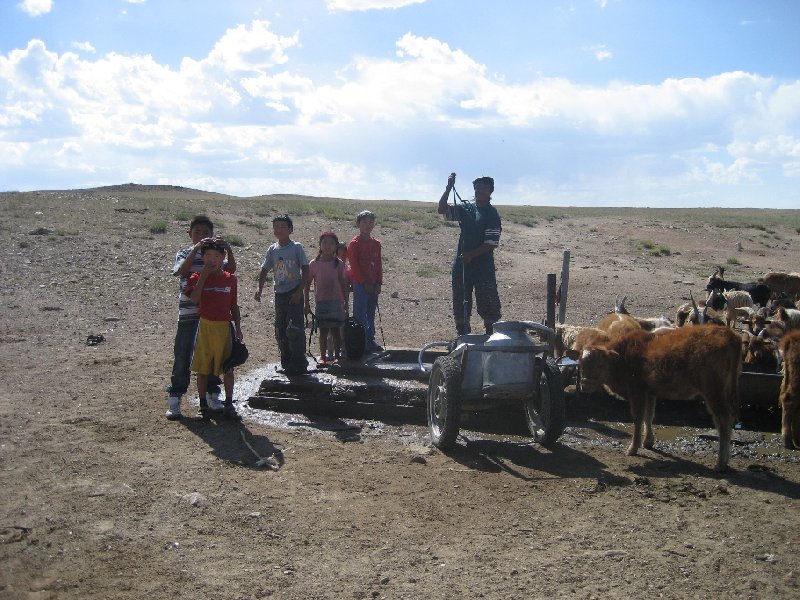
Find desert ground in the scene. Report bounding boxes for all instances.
[1,185,799,599]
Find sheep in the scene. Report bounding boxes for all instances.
[706,289,755,328]
[554,323,588,359]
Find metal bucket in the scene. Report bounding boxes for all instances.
[482,321,539,400]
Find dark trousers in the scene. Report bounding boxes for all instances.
[451,264,501,336]
[274,287,307,370]
[167,318,221,397]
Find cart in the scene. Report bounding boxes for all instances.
[417,320,566,449]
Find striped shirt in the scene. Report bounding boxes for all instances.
[446,201,502,273]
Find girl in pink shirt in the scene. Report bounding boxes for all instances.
[304,232,350,363]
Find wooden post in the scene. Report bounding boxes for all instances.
[546,273,556,357]
[558,250,571,324]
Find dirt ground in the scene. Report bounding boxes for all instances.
[1,186,799,599]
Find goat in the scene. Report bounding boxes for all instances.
[706,266,771,307]
[675,290,724,327]
[601,295,672,332]
[761,272,800,301]
[775,307,800,332]
[742,330,781,374]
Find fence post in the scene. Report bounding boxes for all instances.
[546,273,556,357]
[558,250,571,324]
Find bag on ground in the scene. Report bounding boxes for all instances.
[344,318,366,360]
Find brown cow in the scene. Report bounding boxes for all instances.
[579,325,742,471]
[779,331,800,449]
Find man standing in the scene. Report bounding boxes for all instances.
[438,172,502,336]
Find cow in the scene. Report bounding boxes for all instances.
[579,325,742,471]
[778,330,800,449]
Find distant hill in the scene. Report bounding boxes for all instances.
[88,183,216,194]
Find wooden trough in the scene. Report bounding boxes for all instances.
[247,348,446,424]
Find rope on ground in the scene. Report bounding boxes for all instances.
[240,429,281,470]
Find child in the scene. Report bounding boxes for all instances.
[166,215,236,420]
[304,232,349,364]
[255,215,310,376]
[186,240,243,419]
[347,210,383,352]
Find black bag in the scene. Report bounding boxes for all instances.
[343,317,366,360]
[223,338,249,372]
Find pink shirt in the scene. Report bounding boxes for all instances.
[309,258,349,303]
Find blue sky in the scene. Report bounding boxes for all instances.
[1,0,799,207]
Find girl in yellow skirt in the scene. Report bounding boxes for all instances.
[187,240,243,418]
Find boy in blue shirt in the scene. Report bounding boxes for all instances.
[255,215,310,375]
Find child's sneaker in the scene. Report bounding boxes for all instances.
[166,396,182,420]
[206,392,224,412]
[222,401,240,420]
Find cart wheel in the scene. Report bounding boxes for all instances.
[427,356,462,449]
[525,357,566,447]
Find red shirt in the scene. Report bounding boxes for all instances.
[347,235,382,285]
[185,271,238,321]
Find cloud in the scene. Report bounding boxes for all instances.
[72,41,96,53]
[204,20,299,72]
[326,0,426,11]
[590,45,613,61]
[17,0,52,17]
[0,23,798,206]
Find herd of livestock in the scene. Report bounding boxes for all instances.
[553,268,800,471]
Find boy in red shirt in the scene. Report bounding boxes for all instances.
[186,240,243,419]
[347,210,383,352]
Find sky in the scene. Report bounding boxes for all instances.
[1,0,799,207]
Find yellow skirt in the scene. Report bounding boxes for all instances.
[191,319,232,376]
